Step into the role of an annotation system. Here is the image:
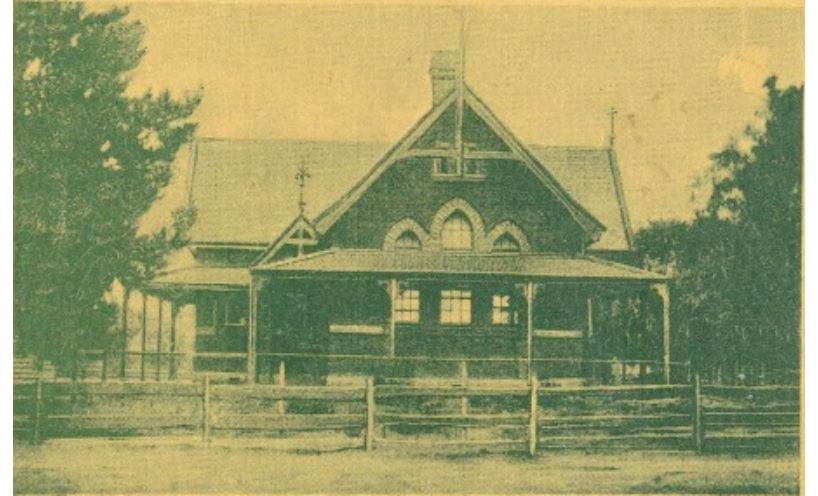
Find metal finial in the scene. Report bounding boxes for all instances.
[607,107,618,148]
[295,161,311,216]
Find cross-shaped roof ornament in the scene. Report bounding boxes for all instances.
[295,161,311,216]
[608,107,618,148]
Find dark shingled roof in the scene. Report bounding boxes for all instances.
[185,138,632,251]
[255,249,664,281]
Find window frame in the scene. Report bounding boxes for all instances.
[492,233,522,253]
[432,157,459,177]
[440,212,474,251]
[439,289,472,326]
[394,288,421,324]
[394,230,422,251]
[491,294,513,326]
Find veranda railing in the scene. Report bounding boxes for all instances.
[69,349,696,385]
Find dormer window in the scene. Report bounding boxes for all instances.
[395,231,422,251]
[441,212,473,250]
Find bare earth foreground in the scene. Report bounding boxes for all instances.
[14,436,798,494]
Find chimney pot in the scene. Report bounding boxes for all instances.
[429,50,458,106]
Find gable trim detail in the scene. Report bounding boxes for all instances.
[463,87,605,241]
[253,215,318,265]
[312,86,605,244]
[314,91,459,233]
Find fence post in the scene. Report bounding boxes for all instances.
[32,376,43,444]
[276,360,287,415]
[365,377,375,452]
[528,374,538,457]
[101,351,108,382]
[201,373,211,445]
[459,360,469,414]
[693,372,703,452]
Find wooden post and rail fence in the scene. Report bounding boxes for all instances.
[13,373,799,454]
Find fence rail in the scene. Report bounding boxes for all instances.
[13,373,799,454]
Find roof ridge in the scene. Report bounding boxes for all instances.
[194,136,390,146]
[527,144,611,151]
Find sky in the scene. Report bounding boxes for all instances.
[99,2,803,230]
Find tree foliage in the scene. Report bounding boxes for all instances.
[14,3,200,366]
[634,77,802,382]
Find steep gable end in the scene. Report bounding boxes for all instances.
[314,86,604,243]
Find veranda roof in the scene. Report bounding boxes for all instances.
[148,266,250,289]
[254,249,666,282]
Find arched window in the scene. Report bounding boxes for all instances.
[394,230,421,250]
[441,212,473,250]
[492,233,521,253]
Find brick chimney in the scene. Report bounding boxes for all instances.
[429,50,459,106]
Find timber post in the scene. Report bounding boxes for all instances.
[120,286,130,379]
[459,359,469,440]
[528,373,538,457]
[651,283,671,384]
[140,293,147,382]
[247,279,258,384]
[276,360,287,415]
[388,279,397,358]
[693,372,703,452]
[585,294,594,381]
[526,281,535,384]
[101,351,108,382]
[169,302,177,380]
[32,375,43,444]
[201,373,211,445]
[156,299,163,381]
[459,360,469,415]
[365,376,375,452]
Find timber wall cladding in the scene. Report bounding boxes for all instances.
[323,157,587,253]
[13,378,798,453]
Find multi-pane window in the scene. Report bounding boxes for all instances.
[440,290,472,325]
[492,233,521,253]
[441,212,473,250]
[432,157,458,175]
[395,231,421,250]
[394,289,420,323]
[492,294,512,325]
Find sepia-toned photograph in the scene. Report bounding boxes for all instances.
[13,1,804,494]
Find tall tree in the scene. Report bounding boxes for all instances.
[634,77,802,382]
[14,3,200,367]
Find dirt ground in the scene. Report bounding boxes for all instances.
[14,436,800,494]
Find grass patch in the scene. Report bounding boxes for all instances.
[14,437,799,494]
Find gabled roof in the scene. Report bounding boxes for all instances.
[179,95,634,251]
[528,146,633,251]
[313,86,606,243]
[253,249,664,282]
[186,138,388,245]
